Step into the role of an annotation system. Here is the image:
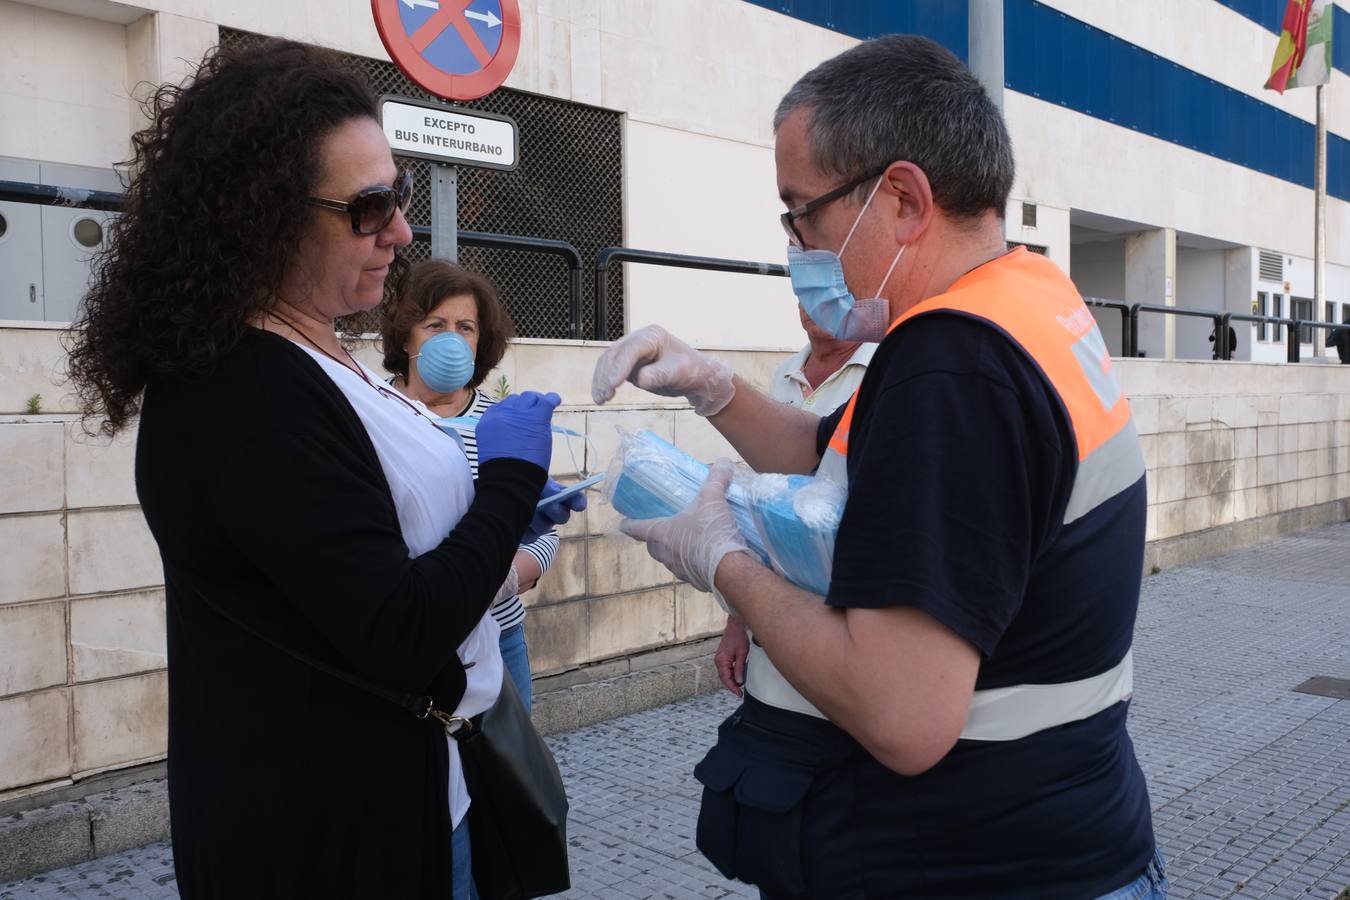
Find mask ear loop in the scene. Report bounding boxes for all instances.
[872,243,907,300]
[837,173,887,258]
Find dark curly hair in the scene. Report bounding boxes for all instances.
[66,39,390,436]
[381,260,515,392]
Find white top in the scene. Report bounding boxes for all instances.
[768,341,877,414]
[294,343,502,829]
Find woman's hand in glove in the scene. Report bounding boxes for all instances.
[591,325,735,417]
[524,478,587,542]
[476,391,560,470]
[619,459,750,612]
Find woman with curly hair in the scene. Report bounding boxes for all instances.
[66,39,574,898]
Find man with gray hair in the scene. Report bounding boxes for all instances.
[593,35,1162,898]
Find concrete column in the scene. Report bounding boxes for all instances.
[1125,227,1176,359]
[968,0,1004,111]
[126,12,219,133]
[1224,247,1256,361]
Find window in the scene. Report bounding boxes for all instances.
[1272,295,1283,342]
[1021,202,1037,228]
[1293,297,1314,343]
[1342,303,1350,325]
[1256,292,1268,341]
[71,217,103,249]
[0,211,7,241]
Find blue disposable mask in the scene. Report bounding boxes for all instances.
[787,176,906,343]
[411,331,475,393]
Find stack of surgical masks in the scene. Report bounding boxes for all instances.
[606,430,845,595]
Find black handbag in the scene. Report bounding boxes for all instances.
[452,674,571,900]
[189,584,570,898]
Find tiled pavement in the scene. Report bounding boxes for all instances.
[5,524,1350,899]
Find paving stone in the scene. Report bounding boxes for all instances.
[5,523,1350,899]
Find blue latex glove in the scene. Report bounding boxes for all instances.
[524,478,588,542]
[476,391,561,470]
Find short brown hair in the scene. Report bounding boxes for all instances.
[381,260,515,390]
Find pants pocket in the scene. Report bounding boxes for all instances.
[694,736,815,895]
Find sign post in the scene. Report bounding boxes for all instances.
[434,164,458,263]
[379,95,518,263]
[371,0,523,262]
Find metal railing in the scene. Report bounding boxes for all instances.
[406,225,584,338]
[593,247,788,340]
[1080,300,1349,363]
[0,180,587,339]
[1083,297,1134,356]
[1127,303,1231,360]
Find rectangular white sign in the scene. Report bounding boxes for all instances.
[380,97,518,170]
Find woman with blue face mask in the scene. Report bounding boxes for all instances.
[382,260,558,716]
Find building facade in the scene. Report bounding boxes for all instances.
[1,0,1347,358]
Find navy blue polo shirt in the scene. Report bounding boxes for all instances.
[815,312,1154,898]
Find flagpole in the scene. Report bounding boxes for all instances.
[1314,81,1326,356]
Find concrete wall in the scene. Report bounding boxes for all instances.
[4,319,1350,801]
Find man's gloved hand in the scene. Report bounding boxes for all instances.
[619,459,750,612]
[476,391,561,470]
[591,324,735,417]
[524,478,588,542]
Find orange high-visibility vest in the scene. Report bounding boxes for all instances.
[749,248,1144,738]
[820,247,1142,528]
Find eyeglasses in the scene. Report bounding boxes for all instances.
[780,166,887,248]
[309,170,414,235]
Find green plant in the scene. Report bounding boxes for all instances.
[25,394,42,415]
[491,374,511,401]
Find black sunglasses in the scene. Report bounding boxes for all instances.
[780,166,887,247]
[309,170,414,236]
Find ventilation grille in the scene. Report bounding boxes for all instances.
[1258,250,1284,283]
[1007,241,1049,255]
[220,28,625,340]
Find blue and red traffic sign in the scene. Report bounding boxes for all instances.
[372,0,521,101]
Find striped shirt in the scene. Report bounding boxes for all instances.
[390,383,559,632]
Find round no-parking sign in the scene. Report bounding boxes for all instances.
[372,0,521,101]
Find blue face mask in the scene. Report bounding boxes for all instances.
[786,176,906,343]
[411,331,475,393]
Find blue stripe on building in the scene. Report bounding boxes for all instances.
[740,0,1346,202]
[1005,0,1349,202]
[739,0,969,60]
[1216,0,1349,74]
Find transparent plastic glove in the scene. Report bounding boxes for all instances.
[492,564,520,606]
[476,391,561,470]
[591,324,735,417]
[524,478,587,542]
[619,459,750,612]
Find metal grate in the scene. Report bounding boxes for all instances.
[219,28,624,339]
[1258,249,1283,283]
[1293,676,1350,700]
[1007,240,1048,255]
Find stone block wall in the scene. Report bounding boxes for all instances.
[1115,360,1350,543]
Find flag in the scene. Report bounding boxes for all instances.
[1266,0,1334,93]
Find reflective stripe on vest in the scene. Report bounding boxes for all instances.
[748,248,1144,738]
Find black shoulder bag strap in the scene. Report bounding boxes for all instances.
[188,582,473,732]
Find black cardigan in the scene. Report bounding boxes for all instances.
[135,328,544,898]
